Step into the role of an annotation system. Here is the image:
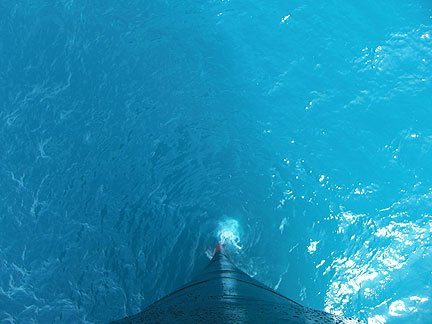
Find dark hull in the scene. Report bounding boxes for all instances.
[109,248,362,323]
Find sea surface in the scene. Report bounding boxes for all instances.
[1,1,432,323]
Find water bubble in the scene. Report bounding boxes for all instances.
[217,219,242,250]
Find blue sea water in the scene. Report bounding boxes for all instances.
[1,0,432,323]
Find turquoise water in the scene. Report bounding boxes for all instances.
[1,1,431,323]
